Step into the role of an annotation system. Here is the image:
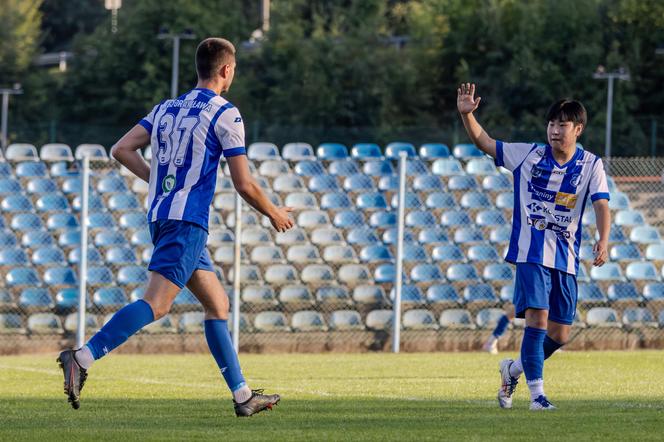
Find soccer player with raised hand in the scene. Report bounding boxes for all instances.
[457,83,611,410]
[57,38,293,416]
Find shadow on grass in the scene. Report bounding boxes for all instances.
[1,397,663,441]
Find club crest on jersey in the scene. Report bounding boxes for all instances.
[162,174,176,193]
[570,173,582,187]
[531,165,544,178]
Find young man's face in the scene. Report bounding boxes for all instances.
[547,118,583,151]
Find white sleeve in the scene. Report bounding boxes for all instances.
[214,107,246,157]
[138,103,161,134]
[494,141,536,172]
[588,157,610,202]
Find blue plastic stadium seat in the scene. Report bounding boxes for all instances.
[346,227,379,246]
[391,192,422,210]
[367,211,395,228]
[119,211,148,229]
[625,262,659,282]
[467,244,500,262]
[382,228,414,245]
[247,142,280,161]
[448,175,477,192]
[603,225,626,243]
[413,174,444,192]
[608,192,630,211]
[283,142,315,161]
[316,143,349,160]
[607,283,641,302]
[97,176,128,193]
[117,266,148,286]
[629,225,661,244]
[425,192,457,210]
[385,142,416,159]
[68,246,103,265]
[460,191,492,209]
[1,194,34,212]
[578,283,607,303]
[328,310,364,331]
[374,263,404,284]
[404,210,435,228]
[614,210,645,227]
[622,308,655,327]
[46,213,79,231]
[482,174,511,192]
[36,193,70,213]
[293,160,325,177]
[58,229,81,248]
[50,162,79,178]
[378,175,399,192]
[476,308,506,329]
[441,209,471,227]
[0,230,18,247]
[439,309,475,329]
[446,264,480,283]
[454,227,485,244]
[18,288,54,311]
[363,160,394,177]
[452,143,483,160]
[418,227,449,245]
[499,284,514,302]
[586,307,621,327]
[406,159,429,176]
[328,160,360,177]
[495,192,514,209]
[431,244,464,263]
[87,266,115,285]
[426,284,459,304]
[26,178,57,194]
[0,178,22,195]
[609,243,641,262]
[105,247,137,265]
[466,158,497,176]
[461,284,496,305]
[61,177,82,195]
[359,244,394,263]
[590,262,624,282]
[483,263,514,282]
[6,267,41,288]
[15,162,48,178]
[410,263,444,284]
[356,192,388,211]
[643,283,664,301]
[308,175,340,193]
[351,143,382,161]
[578,243,595,261]
[645,244,664,262]
[321,192,352,210]
[0,163,13,177]
[44,267,78,286]
[0,247,29,266]
[343,174,374,192]
[94,230,127,248]
[419,143,450,160]
[475,209,507,227]
[403,244,428,263]
[32,246,66,266]
[73,194,105,212]
[108,193,140,212]
[54,288,80,312]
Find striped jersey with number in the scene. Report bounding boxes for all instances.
[138,88,246,231]
[495,142,610,275]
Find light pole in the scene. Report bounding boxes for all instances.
[0,84,23,152]
[104,0,122,34]
[158,29,196,99]
[593,66,630,163]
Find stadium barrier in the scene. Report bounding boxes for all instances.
[1,147,664,354]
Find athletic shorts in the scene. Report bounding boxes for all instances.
[513,262,578,325]
[148,219,214,289]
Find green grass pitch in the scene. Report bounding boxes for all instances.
[2,351,663,441]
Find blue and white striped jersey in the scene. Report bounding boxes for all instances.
[138,88,246,231]
[495,142,610,275]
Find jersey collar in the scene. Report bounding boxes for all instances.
[545,144,582,169]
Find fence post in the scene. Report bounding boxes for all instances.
[392,151,408,353]
[232,193,243,352]
[76,154,90,348]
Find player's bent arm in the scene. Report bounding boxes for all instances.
[460,112,497,158]
[592,199,611,266]
[226,155,294,232]
[111,124,151,183]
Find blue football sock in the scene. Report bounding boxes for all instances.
[543,335,563,359]
[520,326,547,381]
[492,314,510,338]
[204,319,246,392]
[86,300,155,360]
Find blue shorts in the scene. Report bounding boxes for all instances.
[513,263,578,325]
[148,219,214,289]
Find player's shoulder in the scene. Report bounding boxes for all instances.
[577,148,601,166]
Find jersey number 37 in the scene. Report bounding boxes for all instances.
[156,114,200,167]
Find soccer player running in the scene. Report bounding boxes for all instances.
[57,38,294,417]
[457,83,611,410]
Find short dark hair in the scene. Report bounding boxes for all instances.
[195,38,235,80]
[546,99,587,127]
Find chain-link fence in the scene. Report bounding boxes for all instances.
[1,144,663,354]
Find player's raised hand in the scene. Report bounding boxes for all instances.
[270,206,294,232]
[457,83,482,115]
[592,241,608,267]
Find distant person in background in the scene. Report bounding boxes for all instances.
[57,37,293,417]
[457,83,611,410]
[482,305,515,354]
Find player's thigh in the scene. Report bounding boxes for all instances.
[186,269,229,320]
[548,269,578,330]
[142,271,183,319]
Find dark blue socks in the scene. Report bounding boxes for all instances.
[521,326,547,381]
[204,319,246,392]
[86,300,155,359]
[492,314,510,338]
[543,335,563,359]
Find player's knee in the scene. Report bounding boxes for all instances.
[203,302,229,320]
[144,298,171,320]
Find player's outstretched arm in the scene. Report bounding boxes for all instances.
[592,199,610,266]
[110,125,151,183]
[457,83,497,158]
[226,155,294,232]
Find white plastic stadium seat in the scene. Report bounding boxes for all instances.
[41,143,74,162]
[75,144,108,160]
[247,142,280,161]
[6,143,38,161]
